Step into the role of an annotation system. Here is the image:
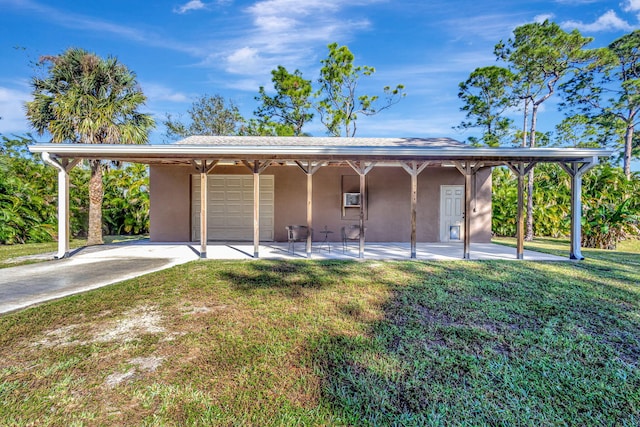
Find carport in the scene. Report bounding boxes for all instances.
[29,136,611,261]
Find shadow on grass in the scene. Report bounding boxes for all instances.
[217,259,369,297]
[308,260,640,426]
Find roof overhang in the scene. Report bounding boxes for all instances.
[28,137,613,166]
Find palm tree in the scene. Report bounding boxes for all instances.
[26,48,154,245]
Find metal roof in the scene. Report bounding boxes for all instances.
[28,136,612,165]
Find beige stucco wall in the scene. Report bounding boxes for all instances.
[149,165,192,241]
[149,164,492,243]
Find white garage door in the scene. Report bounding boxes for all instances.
[191,175,274,241]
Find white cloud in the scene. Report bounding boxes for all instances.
[0,86,30,135]
[214,0,374,74]
[622,0,640,12]
[561,10,634,32]
[534,14,555,23]
[225,47,263,74]
[141,83,190,103]
[174,0,207,14]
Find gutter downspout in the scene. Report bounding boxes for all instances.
[42,152,73,259]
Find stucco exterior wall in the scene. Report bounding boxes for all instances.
[149,164,492,243]
[149,165,192,241]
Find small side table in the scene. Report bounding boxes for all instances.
[318,226,333,252]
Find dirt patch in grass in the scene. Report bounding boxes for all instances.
[33,305,168,348]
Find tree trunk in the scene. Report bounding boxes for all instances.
[87,159,104,245]
[525,103,538,241]
[623,122,633,179]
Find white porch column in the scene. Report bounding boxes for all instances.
[243,160,272,258]
[42,153,79,259]
[560,157,598,260]
[191,160,218,259]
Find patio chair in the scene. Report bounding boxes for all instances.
[285,225,312,255]
[341,225,366,253]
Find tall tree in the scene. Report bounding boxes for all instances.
[164,94,244,140]
[561,30,640,178]
[316,43,405,137]
[495,20,597,240]
[255,66,313,136]
[456,66,516,147]
[25,48,154,245]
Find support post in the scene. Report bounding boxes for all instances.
[463,163,472,260]
[191,160,218,259]
[506,162,536,260]
[516,172,525,260]
[347,161,375,259]
[306,164,313,257]
[401,161,429,258]
[42,153,79,259]
[253,164,260,258]
[359,172,366,259]
[243,160,272,258]
[200,170,207,258]
[453,161,474,260]
[560,157,598,260]
[295,161,325,258]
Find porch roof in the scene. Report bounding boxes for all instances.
[28,136,612,164]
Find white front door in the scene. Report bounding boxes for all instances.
[191,175,274,241]
[440,185,464,242]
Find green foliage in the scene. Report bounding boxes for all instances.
[0,136,57,244]
[561,30,640,177]
[102,163,150,235]
[164,94,244,140]
[581,166,640,249]
[316,43,405,137]
[254,66,313,136]
[456,66,516,146]
[495,20,598,148]
[0,135,149,243]
[492,163,640,248]
[25,48,154,145]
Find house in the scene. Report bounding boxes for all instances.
[29,136,611,260]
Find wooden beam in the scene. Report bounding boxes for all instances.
[346,161,375,258]
[306,162,313,257]
[516,170,525,260]
[359,172,366,259]
[253,161,260,258]
[200,168,207,258]
[400,161,430,258]
[463,162,472,260]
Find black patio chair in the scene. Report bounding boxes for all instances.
[341,225,366,253]
[285,225,312,255]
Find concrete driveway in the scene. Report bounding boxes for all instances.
[0,243,199,314]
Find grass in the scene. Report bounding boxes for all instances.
[0,239,638,426]
[0,235,147,268]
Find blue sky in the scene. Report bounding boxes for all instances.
[0,0,638,152]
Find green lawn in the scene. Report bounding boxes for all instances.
[0,239,638,426]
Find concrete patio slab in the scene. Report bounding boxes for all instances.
[202,241,567,261]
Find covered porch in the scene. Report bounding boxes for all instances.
[28,136,611,261]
